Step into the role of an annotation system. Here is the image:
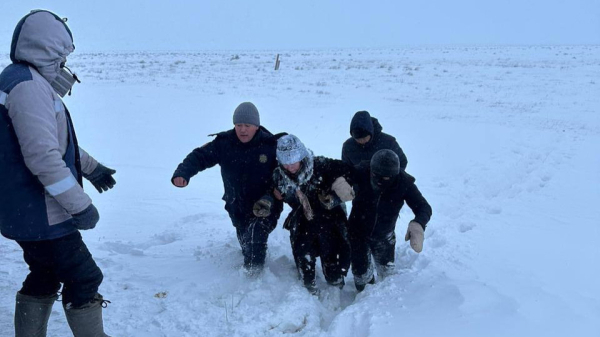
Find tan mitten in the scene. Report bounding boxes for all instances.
[404,221,424,253]
[331,177,355,202]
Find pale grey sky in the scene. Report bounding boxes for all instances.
[1,0,599,52]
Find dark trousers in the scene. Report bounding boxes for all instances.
[230,213,276,270]
[16,231,103,308]
[290,219,351,288]
[348,229,396,286]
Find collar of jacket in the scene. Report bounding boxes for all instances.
[234,126,271,146]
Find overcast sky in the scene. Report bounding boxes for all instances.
[1,0,599,52]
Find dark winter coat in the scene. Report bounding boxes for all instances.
[341,113,408,172]
[349,170,432,237]
[273,155,353,231]
[172,127,284,220]
[272,154,353,284]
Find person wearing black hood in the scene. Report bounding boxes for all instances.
[172,102,284,276]
[341,110,408,173]
[348,150,432,292]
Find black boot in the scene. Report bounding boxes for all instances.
[305,281,319,296]
[15,292,58,337]
[243,263,264,278]
[242,242,267,278]
[355,276,375,292]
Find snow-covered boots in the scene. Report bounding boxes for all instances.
[355,276,375,292]
[236,217,274,277]
[15,292,58,337]
[63,293,110,337]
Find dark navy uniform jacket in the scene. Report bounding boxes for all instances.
[172,127,284,222]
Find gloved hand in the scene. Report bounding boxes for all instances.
[404,221,424,253]
[331,177,355,202]
[318,193,341,210]
[253,197,273,218]
[84,163,116,193]
[72,204,100,230]
[355,160,371,173]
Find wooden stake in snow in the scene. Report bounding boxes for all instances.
[274,54,280,70]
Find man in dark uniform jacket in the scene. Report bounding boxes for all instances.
[349,150,432,291]
[172,102,284,276]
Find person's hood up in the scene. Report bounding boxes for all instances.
[350,111,374,137]
[371,117,383,136]
[350,111,384,141]
[10,10,74,85]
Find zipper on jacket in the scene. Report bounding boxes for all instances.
[369,193,383,237]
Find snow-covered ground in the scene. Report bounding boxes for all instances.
[1,46,599,336]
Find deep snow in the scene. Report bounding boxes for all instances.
[1,46,599,336]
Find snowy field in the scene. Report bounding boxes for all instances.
[1,45,599,336]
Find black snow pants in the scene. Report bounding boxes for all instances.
[230,212,277,271]
[348,227,396,287]
[16,231,104,308]
[289,214,351,289]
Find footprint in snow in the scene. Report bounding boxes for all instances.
[100,231,183,255]
[458,222,476,233]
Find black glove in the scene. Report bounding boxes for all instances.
[84,163,116,193]
[318,193,342,210]
[72,204,100,230]
[355,160,371,173]
[253,197,273,218]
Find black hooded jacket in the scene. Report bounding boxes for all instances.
[349,170,432,237]
[172,127,284,218]
[341,112,408,172]
[273,155,353,231]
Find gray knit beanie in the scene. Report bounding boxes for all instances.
[233,102,260,126]
[277,134,309,165]
[371,149,400,177]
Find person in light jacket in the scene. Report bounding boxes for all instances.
[0,10,116,337]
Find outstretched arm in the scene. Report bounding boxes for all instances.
[172,140,220,187]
